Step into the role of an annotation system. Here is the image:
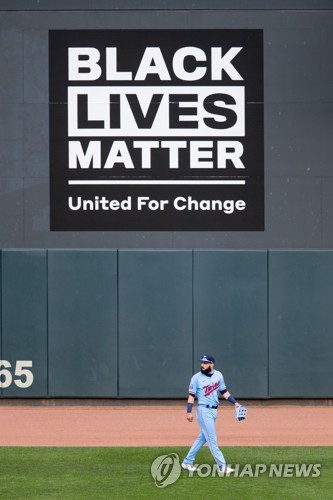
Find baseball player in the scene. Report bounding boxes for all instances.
[182,354,247,475]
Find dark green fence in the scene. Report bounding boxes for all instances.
[1,249,332,398]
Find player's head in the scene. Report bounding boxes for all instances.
[200,354,215,375]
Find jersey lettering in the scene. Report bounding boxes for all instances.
[203,380,220,396]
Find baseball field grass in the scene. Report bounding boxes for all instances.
[0,447,332,499]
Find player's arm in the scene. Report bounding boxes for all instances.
[220,389,248,421]
[186,393,195,422]
[220,389,239,407]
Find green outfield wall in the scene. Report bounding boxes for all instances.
[1,249,332,399]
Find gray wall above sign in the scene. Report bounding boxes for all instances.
[0,4,333,248]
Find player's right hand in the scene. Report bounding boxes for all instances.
[187,413,193,422]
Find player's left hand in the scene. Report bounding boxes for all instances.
[187,413,193,422]
[235,403,247,421]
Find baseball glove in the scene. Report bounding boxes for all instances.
[235,404,247,421]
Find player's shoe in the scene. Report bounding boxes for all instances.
[181,462,197,472]
[218,465,235,476]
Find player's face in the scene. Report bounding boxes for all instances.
[201,362,213,375]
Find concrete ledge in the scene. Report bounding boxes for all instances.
[0,398,332,407]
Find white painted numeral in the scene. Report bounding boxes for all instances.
[14,360,34,388]
[0,360,34,389]
[0,360,13,388]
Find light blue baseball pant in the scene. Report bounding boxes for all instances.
[183,405,226,467]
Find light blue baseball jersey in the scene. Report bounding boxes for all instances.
[188,370,226,406]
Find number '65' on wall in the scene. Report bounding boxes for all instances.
[0,361,34,389]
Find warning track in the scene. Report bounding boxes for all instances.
[0,403,332,447]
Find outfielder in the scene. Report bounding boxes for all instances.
[182,354,247,475]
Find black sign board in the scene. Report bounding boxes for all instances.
[49,30,264,231]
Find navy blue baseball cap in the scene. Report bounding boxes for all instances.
[200,354,215,364]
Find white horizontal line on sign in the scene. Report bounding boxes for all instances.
[68,180,246,185]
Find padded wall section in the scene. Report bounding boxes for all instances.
[1,250,47,397]
[0,251,1,395]
[193,251,268,398]
[269,251,333,397]
[118,250,192,397]
[48,250,118,397]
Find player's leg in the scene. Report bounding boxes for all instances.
[197,406,226,468]
[182,428,206,465]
